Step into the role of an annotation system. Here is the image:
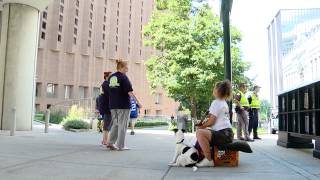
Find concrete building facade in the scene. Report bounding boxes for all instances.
[268,8,320,113]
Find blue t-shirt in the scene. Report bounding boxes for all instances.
[130,97,140,118]
[107,72,133,109]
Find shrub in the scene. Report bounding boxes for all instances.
[35,113,45,121]
[64,105,86,121]
[129,120,168,128]
[50,111,66,124]
[62,119,90,130]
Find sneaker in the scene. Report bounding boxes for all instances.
[118,146,130,151]
[106,144,118,150]
[254,136,261,140]
[196,158,214,167]
[130,131,135,135]
[245,137,254,142]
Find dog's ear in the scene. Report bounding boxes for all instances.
[172,128,178,133]
[181,129,186,133]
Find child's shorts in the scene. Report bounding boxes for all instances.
[103,113,112,131]
[210,128,234,146]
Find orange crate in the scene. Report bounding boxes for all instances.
[213,146,239,167]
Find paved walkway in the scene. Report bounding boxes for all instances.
[0,123,319,180]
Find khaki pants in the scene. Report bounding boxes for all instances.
[108,109,131,149]
[237,110,249,139]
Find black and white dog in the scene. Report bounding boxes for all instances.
[168,129,199,167]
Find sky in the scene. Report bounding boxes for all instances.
[208,0,320,101]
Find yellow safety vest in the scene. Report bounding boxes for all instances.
[239,91,249,107]
[250,94,261,109]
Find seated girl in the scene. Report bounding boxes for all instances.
[196,80,233,167]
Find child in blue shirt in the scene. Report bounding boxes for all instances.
[129,97,140,135]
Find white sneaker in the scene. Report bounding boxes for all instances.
[196,158,214,167]
[118,146,130,151]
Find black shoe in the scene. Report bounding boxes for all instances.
[245,137,254,142]
[254,136,261,140]
[130,131,135,135]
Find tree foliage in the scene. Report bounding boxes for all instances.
[144,0,251,119]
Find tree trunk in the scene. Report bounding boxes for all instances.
[191,96,198,133]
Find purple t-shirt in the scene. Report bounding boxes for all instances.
[107,72,133,109]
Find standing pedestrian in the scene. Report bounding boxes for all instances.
[106,60,142,151]
[100,72,113,145]
[234,83,254,142]
[129,97,140,135]
[248,85,262,140]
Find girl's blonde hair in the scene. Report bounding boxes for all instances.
[116,60,128,71]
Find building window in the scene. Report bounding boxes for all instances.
[35,104,40,113]
[74,28,77,35]
[128,47,130,54]
[88,40,91,47]
[41,32,46,39]
[90,4,93,10]
[64,85,72,99]
[58,24,62,32]
[117,10,119,17]
[105,0,107,5]
[156,110,162,117]
[76,9,79,16]
[155,93,162,104]
[89,21,92,28]
[145,109,151,116]
[116,27,118,34]
[103,25,106,31]
[116,36,118,42]
[89,31,92,38]
[129,14,131,20]
[59,15,63,22]
[47,83,57,98]
[104,7,107,13]
[76,0,79,7]
[42,22,47,29]
[58,34,62,42]
[60,5,64,13]
[43,12,47,19]
[61,0,64,4]
[36,83,42,97]
[78,86,88,99]
[139,49,142,56]
[118,2,120,8]
[102,33,105,40]
[129,30,131,36]
[128,38,130,45]
[115,45,118,51]
[117,19,119,25]
[102,43,105,49]
[104,16,106,22]
[129,22,131,28]
[73,37,77,45]
[90,12,93,19]
[93,87,100,98]
[75,18,78,25]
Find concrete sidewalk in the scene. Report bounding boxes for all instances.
[0,124,319,180]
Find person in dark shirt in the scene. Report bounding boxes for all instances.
[100,72,112,145]
[106,60,142,151]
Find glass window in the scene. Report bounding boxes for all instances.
[64,85,72,99]
[90,12,93,19]
[104,7,107,13]
[61,0,64,4]
[102,43,105,49]
[43,12,47,19]
[79,86,88,99]
[36,83,42,97]
[58,34,62,42]
[42,22,47,29]
[59,15,63,22]
[73,37,77,45]
[74,28,77,35]
[115,45,118,51]
[89,21,92,28]
[76,9,79,16]
[60,5,64,13]
[90,4,93,10]
[88,40,91,47]
[155,93,162,104]
[103,25,106,31]
[102,33,105,40]
[89,31,92,38]
[41,32,46,39]
[104,16,106,22]
[75,18,78,25]
[156,110,162,117]
[105,0,107,5]
[76,0,79,7]
[47,83,57,98]
[58,24,62,32]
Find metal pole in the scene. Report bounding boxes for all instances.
[222,7,233,125]
[10,107,16,136]
[45,109,50,133]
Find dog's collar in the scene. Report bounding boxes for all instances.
[176,139,184,144]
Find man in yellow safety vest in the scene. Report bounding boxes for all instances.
[234,83,254,142]
[248,85,262,140]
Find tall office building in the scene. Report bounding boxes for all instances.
[268,8,320,113]
[29,0,178,117]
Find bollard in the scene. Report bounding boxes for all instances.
[10,107,16,136]
[45,109,50,133]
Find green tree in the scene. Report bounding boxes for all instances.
[260,99,272,120]
[144,0,250,120]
